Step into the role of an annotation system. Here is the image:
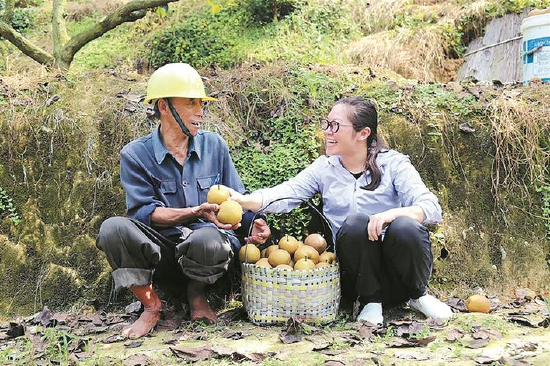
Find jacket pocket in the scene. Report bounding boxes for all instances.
[160,179,177,194]
[197,175,216,203]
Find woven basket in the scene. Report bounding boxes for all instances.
[241,197,340,324]
[241,262,340,324]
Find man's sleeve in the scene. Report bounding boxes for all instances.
[120,150,164,227]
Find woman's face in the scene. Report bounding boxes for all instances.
[323,103,366,157]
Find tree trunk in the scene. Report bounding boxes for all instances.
[52,0,69,62]
[3,0,14,24]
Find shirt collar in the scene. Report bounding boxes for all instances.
[153,126,202,164]
[153,126,169,165]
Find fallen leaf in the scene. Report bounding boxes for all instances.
[6,322,24,338]
[45,94,61,107]
[122,354,151,366]
[515,288,537,301]
[102,334,125,344]
[51,313,70,325]
[474,355,503,364]
[125,301,142,314]
[170,345,218,362]
[357,323,375,339]
[280,333,302,344]
[32,307,54,327]
[426,317,446,329]
[220,329,248,340]
[319,350,345,356]
[506,315,541,327]
[467,338,490,349]
[386,338,417,348]
[163,338,179,345]
[124,340,143,349]
[325,361,346,366]
[459,122,475,133]
[396,352,430,361]
[28,332,49,356]
[412,336,436,346]
[446,328,465,341]
[472,329,502,340]
[447,297,467,312]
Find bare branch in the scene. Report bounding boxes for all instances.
[61,0,177,65]
[0,20,54,65]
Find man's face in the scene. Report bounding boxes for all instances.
[161,97,203,136]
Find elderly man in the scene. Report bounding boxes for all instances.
[97,63,270,339]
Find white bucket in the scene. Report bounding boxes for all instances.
[521,9,550,84]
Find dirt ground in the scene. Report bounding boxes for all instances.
[1,292,549,366]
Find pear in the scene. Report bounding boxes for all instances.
[294,258,316,270]
[207,184,230,204]
[294,245,319,264]
[319,251,336,264]
[217,200,243,225]
[466,294,491,313]
[276,264,293,271]
[304,233,327,254]
[238,244,260,263]
[278,235,299,254]
[265,245,279,257]
[268,249,291,267]
[315,261,330,268]
[255,258,272,268]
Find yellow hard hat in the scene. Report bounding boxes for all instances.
[144,63,217,104]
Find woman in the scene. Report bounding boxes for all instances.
[231,97,453,324]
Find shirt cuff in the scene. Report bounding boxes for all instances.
[132,202,161,227]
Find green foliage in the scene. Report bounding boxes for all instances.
[148,5,247,69]
[148,0,360,69]
[0,187,21,224]
[243,0,298,24]
[229,67,343,238]
[10,8,36,33]
[486,0,550,17]
[68,18,136,72]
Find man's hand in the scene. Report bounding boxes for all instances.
[193,202,241,231]
[367,210,397,241]
[246,218,271,245]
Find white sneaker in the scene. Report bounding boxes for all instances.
[357,302,383,325]
[409,294,454,321]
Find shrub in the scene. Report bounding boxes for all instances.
[243,0,297,24]
[148,6,247,69]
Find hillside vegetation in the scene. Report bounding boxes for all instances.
[0,0,549,317]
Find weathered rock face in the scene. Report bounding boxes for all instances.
[0,66,548,316]
[458,10,529,83]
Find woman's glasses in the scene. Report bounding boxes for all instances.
[320,119,353,133]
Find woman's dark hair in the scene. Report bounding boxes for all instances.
[335,97,387,191]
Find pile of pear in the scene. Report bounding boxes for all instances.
[239,233,336,271]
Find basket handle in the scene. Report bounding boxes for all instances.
[246,196,334,251]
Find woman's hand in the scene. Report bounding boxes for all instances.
[246,218,271,245]
[228,189,263,212]
[193,202,240,230]
[367,210,398,241]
